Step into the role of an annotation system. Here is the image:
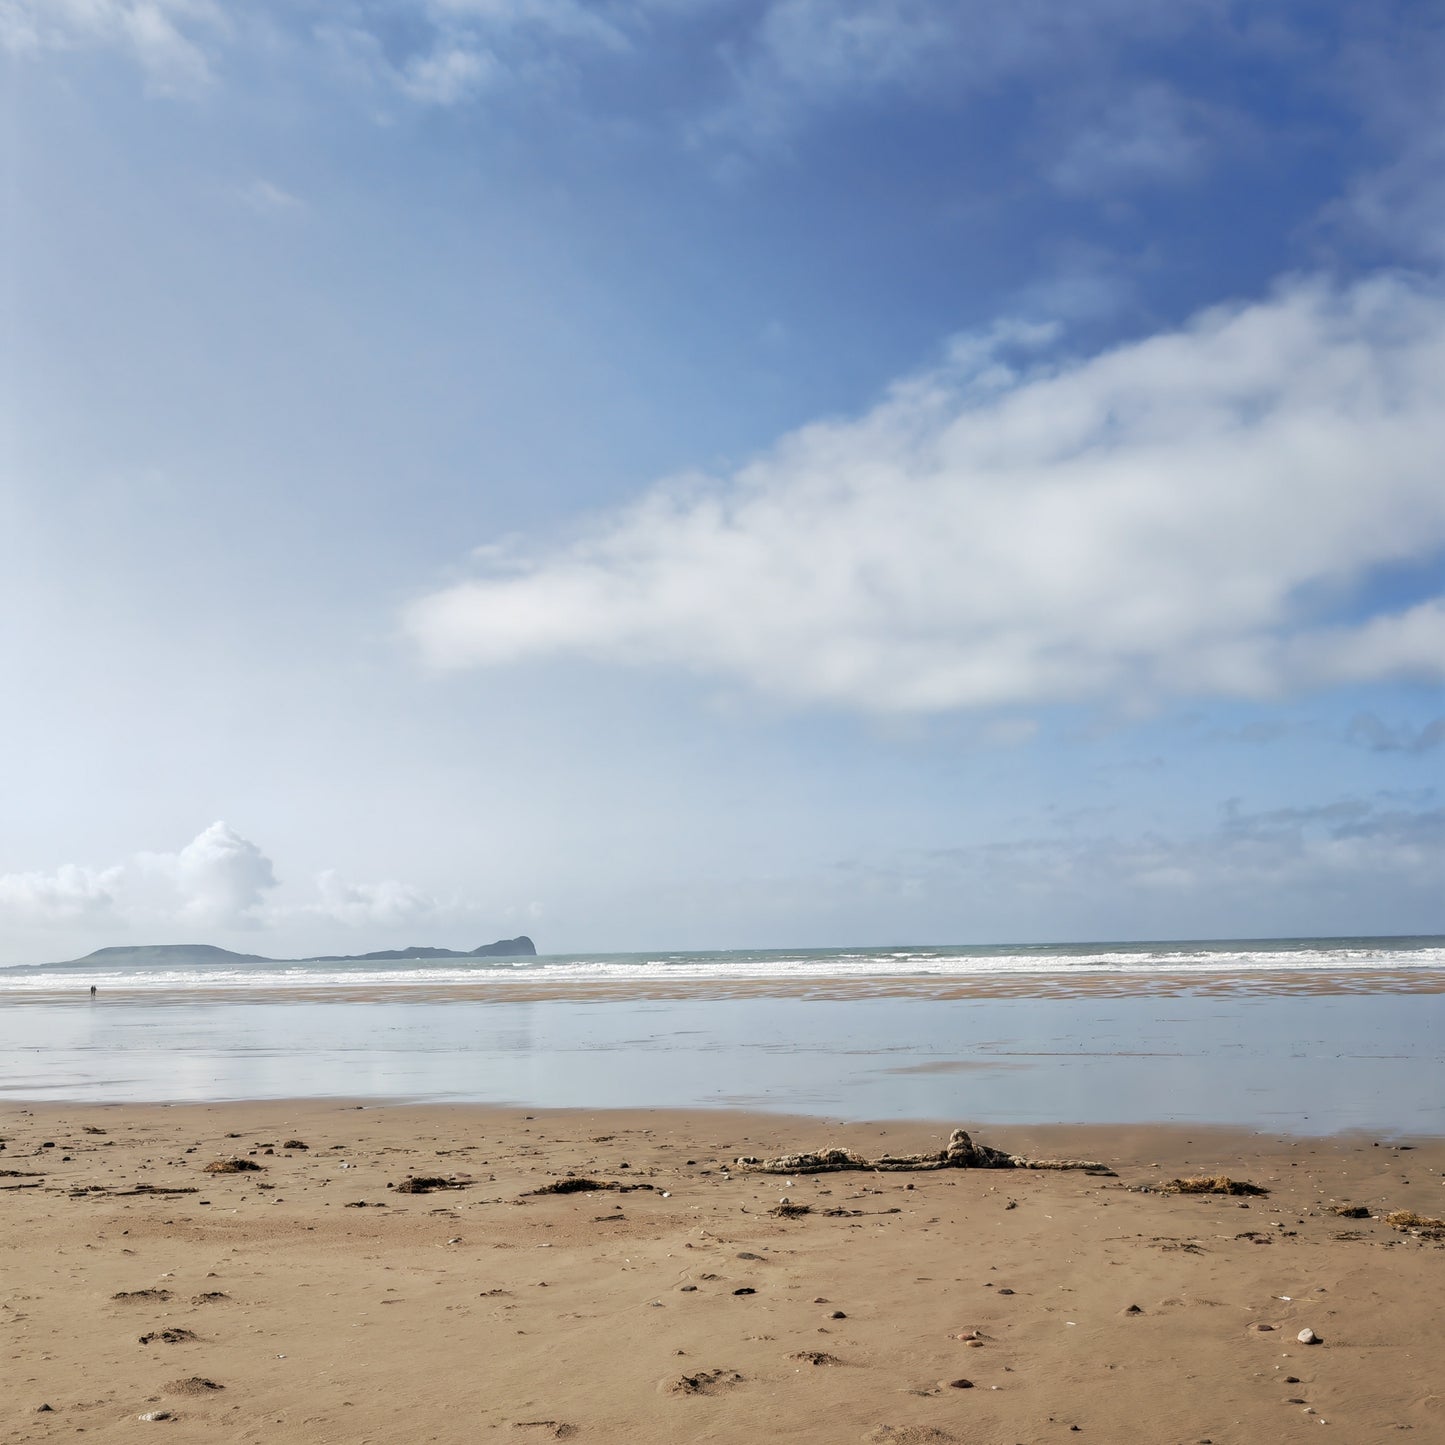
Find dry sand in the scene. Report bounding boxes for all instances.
[3,1102,1443,1443]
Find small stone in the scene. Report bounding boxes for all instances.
[996,1288,1015,1296]
[1123,1304,1143,1315]
[831,1311,847,1319]
[138,1411,172,1422]
[680,1285,697,1292]
[945,1378,973,1389]
[1297,1328,1320,1345]
[35,1404,53,1413]
[733,1287,756,1296]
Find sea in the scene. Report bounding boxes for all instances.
[3,934,1443,995]
[2,936,1443,1134]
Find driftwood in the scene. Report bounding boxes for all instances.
[734,1128,1113,1175]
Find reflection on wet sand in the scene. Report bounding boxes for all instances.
[8,964,1445,1007]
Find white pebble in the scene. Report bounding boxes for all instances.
[138,1410,171,1422]
[1298,1328,1320,1344]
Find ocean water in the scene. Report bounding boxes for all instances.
[1,936,1443,1132]
[2,934,1443,994]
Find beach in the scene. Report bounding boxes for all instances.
[4,1099,1444,1443]
[5,946,1444,1441]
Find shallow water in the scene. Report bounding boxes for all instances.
[2,990,1440,1135]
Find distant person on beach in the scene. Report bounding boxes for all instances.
[89,985,96,996]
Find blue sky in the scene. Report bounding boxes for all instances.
[1,0,1442,961]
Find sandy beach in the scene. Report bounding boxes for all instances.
[4,1101,1443,1443]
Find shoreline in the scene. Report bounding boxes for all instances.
[5,1100,1443,1443]
[7,963,1445,1005]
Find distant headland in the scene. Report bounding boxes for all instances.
[49,938,538,968]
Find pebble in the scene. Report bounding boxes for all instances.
[1298,1328,1320,1345]
[996,1288,1015,1296]
[138,1411,172,1422]
[830,1311,847,1319]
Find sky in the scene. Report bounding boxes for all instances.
[1,0,1442,963]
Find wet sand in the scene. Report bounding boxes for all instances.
[4,1101,1443,1443]
[9,965,1445,1005]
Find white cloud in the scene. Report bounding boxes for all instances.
[308,870,439,927]
[699,0,1221,145]
[407,272,1445,714]
[134,821,278,926]
[234,178,305,213]
[1329,21,1445,262]
[1049,83,1212,194]
[0,822,277,932]
[834,794,1445,932]
[0,0,223,91]
[0,825,497,941]
[428,0,630,51]
[399,42,496,104]
[0,863,122,924]
[329,0,632,109]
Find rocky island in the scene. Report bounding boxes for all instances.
[48,937,538,968]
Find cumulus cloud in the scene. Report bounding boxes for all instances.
[408,273,1445,714]
[133,821,279,927]
[0,825,496,940]
[0,863,122,924]
[307,870,439,927]
[0,823,277,931]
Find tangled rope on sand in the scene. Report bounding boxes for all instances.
[733,1128,1114,1175]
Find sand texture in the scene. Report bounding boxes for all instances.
[3,1102,1443,1443]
